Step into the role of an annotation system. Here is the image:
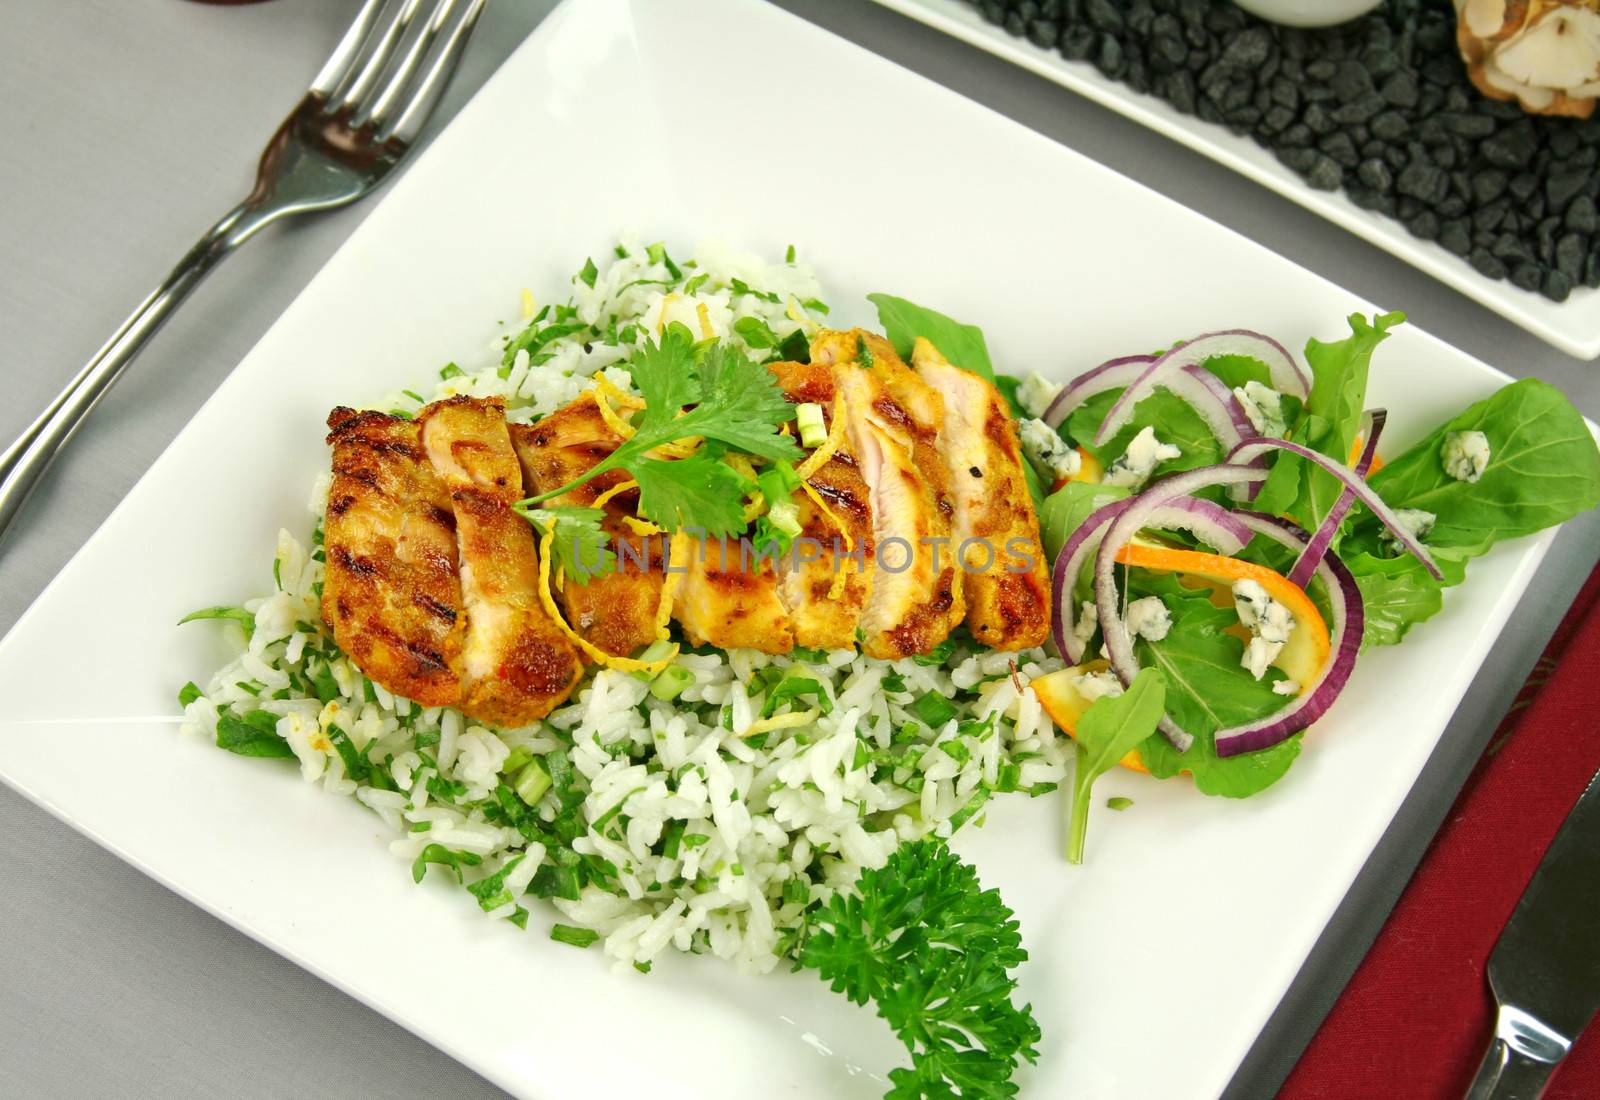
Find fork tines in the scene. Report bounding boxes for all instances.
[311,0,487,142]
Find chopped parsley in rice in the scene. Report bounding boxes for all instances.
[179,238,1071,975]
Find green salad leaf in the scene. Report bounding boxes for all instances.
[1251,312,1404,522]
[1065,389,1222,477]
[1362,378,1600,553]
[800,839,1040,1099]
[867,292,996,382]
[1039,481,1130,564]
[1345,551,1468,649]
[1333,378,1600,647]
[1066,667,1166,863]
[1126,574,1301,798]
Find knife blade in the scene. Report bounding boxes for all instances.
[1464,764,1600,1100]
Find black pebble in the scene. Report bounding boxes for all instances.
[1398,160,1448,205]
[1473,170,1508,205]
[1510,262,1543,293]
[1555,233,1587,283]
[1547,172,1589,212]
[1567,195,1599,234]
[1380,71,1419,109]
[1306,155,1344,191]
[1440,221,1472,256]
[1470,248,1507,280]
[1358,158,1393,192]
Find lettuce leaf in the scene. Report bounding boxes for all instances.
[1362,378,1600,552]
[1065,389,1223,476]
[1254,311,1404,526]
[866,293,994,381]
[1126,573,1300,798]
[1338,378,1599,647]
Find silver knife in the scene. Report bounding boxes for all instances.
[1465,764,1600,1100]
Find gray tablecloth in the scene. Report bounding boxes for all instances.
[3,2,1597,1097]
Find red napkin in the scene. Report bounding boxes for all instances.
[1279,561,1600,1099]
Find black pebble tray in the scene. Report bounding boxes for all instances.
[873,0,1600,358]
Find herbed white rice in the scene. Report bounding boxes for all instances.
[180,235,1070,973]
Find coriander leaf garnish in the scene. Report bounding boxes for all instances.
[518,326,800,536]
[800,839,1040,1099]
[626,322,703,433]
[630,451,751,537]
[514,505,615,584]
[1067,667,1165,864]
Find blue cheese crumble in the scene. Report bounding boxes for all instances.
[1019,417,1081,482]
[1017,371,1061,419]
[1232,578,1295,680]
[1231,380,1290,439]
[1440,430,1491,483]
[1071,601,1099,650]
[1073,668,1124,702]
[1383,508,1436,556]
[1103,426,1181,489]
[1124,596,1172,641]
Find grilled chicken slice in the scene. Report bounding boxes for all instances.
[509,391,667,658]
[418,396,581,726]
[674,536,796,654]
[815,329,964,660]
[911,338,1050,650]
[766,359,874,651]
[322,408,464,708]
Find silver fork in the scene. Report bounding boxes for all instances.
[0,0,487,546]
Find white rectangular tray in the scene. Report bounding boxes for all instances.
[870,0,1600,360]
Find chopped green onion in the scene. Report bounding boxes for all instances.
[796,402,827,448]
[631,640,676,680]
[513,758,552,806]
[1107,796,1134,811]
[650,664,695,701]
[500,745,533,777]
[550,923,600,949]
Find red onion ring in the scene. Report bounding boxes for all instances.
[1042,355,1154,429]
[1092,464,1268,751]
[1227,434,1442,580]
[1285,409,1387,589]
[1213,512,1365,758]
[1049,495,1252,662]
[1093,329,1310,447]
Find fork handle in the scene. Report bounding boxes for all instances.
[0,201,276,546]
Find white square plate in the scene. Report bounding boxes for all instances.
[870,0,1600,361]
[0,1,1561,1097]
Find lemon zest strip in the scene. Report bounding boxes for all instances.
[537,528,677,673]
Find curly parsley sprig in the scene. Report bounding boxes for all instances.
[799,839,1041,1099]
[518,324,801,537]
